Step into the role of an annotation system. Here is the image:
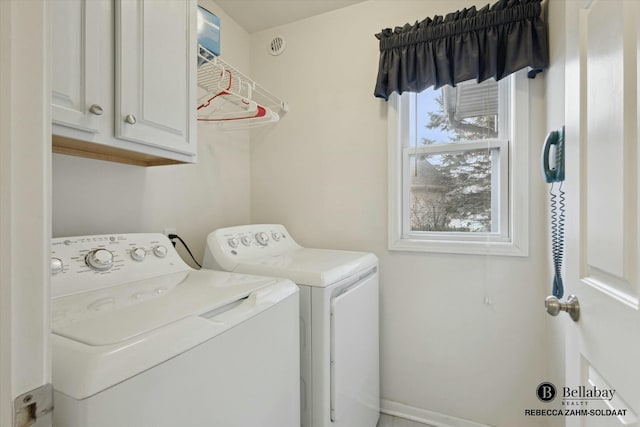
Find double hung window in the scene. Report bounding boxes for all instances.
[388,72,529,256]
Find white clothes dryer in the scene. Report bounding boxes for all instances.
[203,224,380,427]
[51,233,300,427]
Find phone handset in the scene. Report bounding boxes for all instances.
[542,127,565,183]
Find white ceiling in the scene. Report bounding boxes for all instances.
[214,0,367,33]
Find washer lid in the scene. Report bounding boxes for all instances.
[52,270,299,400]
[235,248,378,287]
[52,269,279,346]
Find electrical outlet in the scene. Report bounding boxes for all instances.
[163,227,176,237]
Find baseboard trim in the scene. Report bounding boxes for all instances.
[380,399,493,427]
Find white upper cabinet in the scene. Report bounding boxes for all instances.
[51,0,110,136]
[115,0,196,157]
[52,0,197,166]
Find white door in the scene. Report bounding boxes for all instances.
[0,1,52,426]
[563,0,640,425]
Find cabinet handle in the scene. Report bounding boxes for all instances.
[88,104,103,116]
[124,114,137,125]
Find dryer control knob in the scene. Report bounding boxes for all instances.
[130,247,146,261]
[153,245,168,258]
[256,232,269,246]
[227,237,240,248]
[85,249,114,271]
[271,232,281,241]
[241,235,252,246]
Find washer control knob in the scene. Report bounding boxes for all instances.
[241,235,252,246]
[85,249,114,271]
[271,232,281,241]
[227,237,240,248]
[51,257,64,275]
[130,247,146,261]
[153,245,168,258]
[255,232,269,246]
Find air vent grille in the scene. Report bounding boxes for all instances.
[269,35,286,56]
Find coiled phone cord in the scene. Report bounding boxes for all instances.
[549,181,565,298]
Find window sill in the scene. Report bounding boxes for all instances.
[388,237,528,257]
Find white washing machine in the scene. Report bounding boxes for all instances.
[50,233,300,427]
[203,224,380,427]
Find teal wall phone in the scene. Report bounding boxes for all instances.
[542,126,565,298]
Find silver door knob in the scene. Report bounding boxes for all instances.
[545,294,580,322]
[124,114,137,125]
[88,104,103,116]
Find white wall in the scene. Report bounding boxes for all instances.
[249,1,551,426]
[52,0,250,267]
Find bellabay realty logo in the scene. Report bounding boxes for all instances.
[526,382,626,418]
[536,382,616,404]
[562,385,616,403]
[536,382,557,402]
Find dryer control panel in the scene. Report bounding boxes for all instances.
[203,224,301,271]
[51,233,189,298]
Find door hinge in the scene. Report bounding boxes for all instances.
[13,384,53,427]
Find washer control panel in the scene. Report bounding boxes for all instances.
[203,224,301,272]
[51,233,188,299]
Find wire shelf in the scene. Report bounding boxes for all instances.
[197,46,288,128]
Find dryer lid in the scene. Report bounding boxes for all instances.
[235,248,378,287]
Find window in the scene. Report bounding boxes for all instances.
[388,71,529,256]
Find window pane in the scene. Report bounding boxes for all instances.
[416,79,499,145]
[409,149,495,232]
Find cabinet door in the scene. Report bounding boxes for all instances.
[115,0,196,156]
[52,0,110,135]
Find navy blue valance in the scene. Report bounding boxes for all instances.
[374,0,549,100]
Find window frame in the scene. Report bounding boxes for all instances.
[387,71,530,256]
[402,139,509,240]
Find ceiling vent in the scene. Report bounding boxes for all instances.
[269,35,286,56]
